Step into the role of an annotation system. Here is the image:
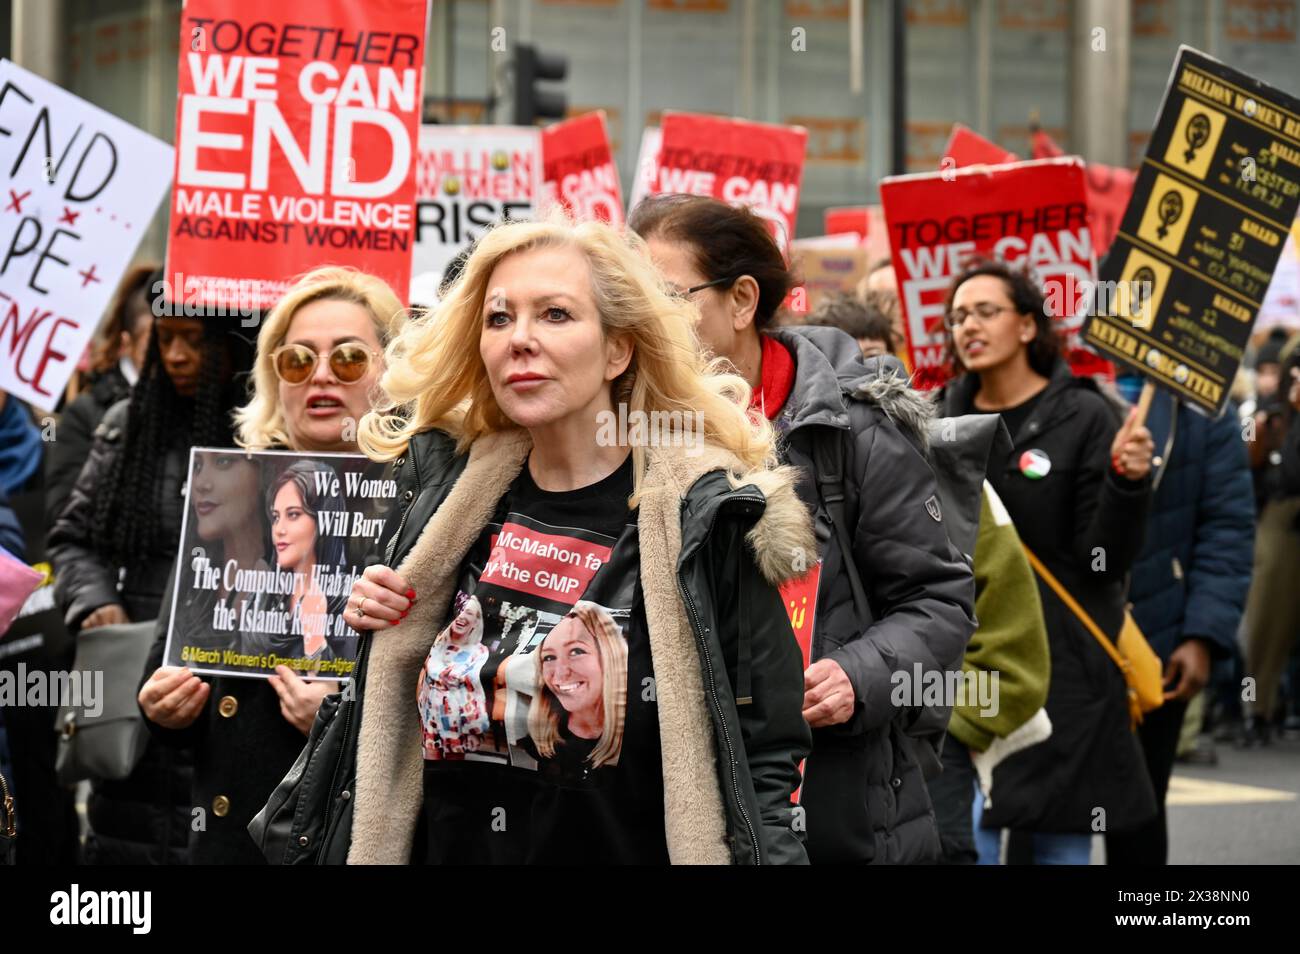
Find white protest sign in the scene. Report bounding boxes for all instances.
[626,126,660,214]
[0,59,172,411]
[411,125,541,305]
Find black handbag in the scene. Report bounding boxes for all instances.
[54,620,156,784]
[1,769,16,865]
[248,636,368,864]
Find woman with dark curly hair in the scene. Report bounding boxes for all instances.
[937,255,1157,865]
[47,276,254,864]
[45,262,157,524]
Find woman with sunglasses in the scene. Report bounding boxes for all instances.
[937,256,1157,864]
[137,266,404,864]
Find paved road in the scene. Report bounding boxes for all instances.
[1166,734,1300,865]
[1080,732,1300,864]
[74,738,1298,864]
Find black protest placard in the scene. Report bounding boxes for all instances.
[163,448,395,681]
[1085,46,1300,416]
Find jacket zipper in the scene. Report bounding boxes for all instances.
[677,491,765,865]
[325,449,426,860]
[1152,400,1178,495]
[315,633,369,863]
[320,454,416,858]
[384,451,423,565]
[1,770,14,837]
[385,505,413,566]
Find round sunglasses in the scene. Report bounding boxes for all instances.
[271,342,381,386]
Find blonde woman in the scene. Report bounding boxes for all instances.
[137,266,404,864]
[305,217,815,866]
[527,602,629,775]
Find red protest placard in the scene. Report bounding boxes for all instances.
[166,1,427,312]
[779,562,821,670]
[541,111,624,226]
[943,124,1019,167]
[880,157,1109,391]
[1031,128,1136,258]
[824,206,869,241]
[654,112,807,249]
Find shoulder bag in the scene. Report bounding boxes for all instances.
[1022,546,1163,727]
[54,620,157,784]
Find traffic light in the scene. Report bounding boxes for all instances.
[513,43,568,125]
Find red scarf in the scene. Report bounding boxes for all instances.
[750,334,796,420]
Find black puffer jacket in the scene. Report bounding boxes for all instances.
[941,360,1157,833]
[46,397,192,865]
[45,366,131,527]
[767,327,977,864]
[48,398,186,630]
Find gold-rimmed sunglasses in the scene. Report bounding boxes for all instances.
[271,343,380,386]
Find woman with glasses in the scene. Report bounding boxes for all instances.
[138,267,404,864]
[629,195,975,865]
[937,256,1157,865]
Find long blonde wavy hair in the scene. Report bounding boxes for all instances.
[358,217,776,504]
[235,267,406,449]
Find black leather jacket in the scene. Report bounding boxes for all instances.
[262,428,813,865]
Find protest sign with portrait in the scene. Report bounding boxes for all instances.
[417,501,641,789]
[163,448,395,680]
[1085,46,1300,416]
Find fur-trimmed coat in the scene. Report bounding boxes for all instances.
[344,427,815,864]
[766,327,977,865]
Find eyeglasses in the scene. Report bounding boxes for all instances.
[271,343,380,386]
[670,276,736,300]
[944,302,1014,330]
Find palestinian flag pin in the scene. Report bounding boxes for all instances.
[1019,449,1051,479]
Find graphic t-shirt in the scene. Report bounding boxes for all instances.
[418,454,668,864]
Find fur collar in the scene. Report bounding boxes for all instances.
[348,429,812,864]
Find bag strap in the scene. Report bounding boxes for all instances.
[1021,544,1129,677]
[812,430,870,621]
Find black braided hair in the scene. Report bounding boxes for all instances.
[88,305,254,570]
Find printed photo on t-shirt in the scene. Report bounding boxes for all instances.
[417,510,637,784]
